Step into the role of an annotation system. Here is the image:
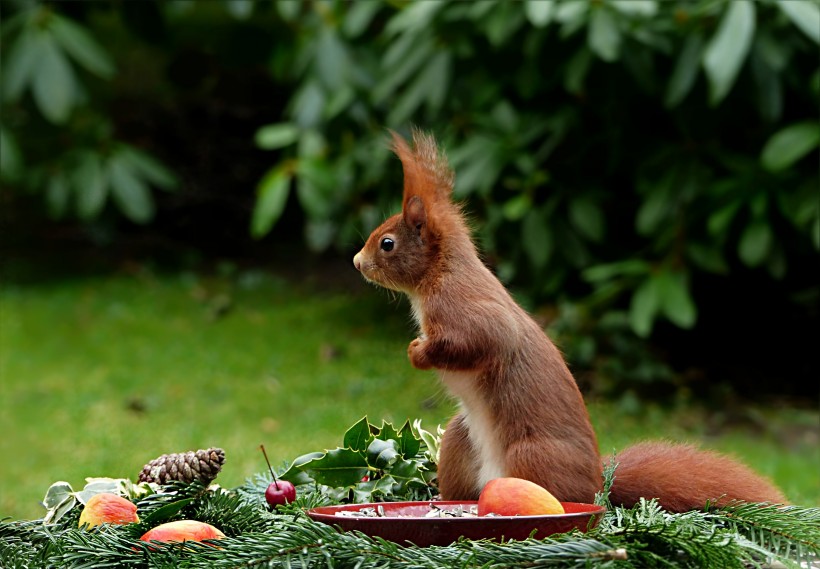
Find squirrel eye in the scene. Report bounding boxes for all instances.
[380,238,395,252]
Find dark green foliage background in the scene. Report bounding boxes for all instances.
[2,0,818,398]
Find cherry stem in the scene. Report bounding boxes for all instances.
[259,444,280,491]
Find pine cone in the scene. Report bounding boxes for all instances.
[138,447,225,486]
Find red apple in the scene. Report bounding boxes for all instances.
[477,477,565,516]
[265,479,296,507]
[78,493,139,528]
[139,520,225,546]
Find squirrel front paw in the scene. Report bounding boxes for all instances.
[408,338,433,370]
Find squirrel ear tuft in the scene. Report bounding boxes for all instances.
[403,195,426,235]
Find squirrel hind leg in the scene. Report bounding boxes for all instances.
[437,414,481,500]
[607,441,788,513]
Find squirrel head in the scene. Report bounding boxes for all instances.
[353,129,469,293]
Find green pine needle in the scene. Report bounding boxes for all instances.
[2,417,818,569]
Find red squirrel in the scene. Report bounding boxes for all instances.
[353,129,787,512]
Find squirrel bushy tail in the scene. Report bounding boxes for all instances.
[607,442,787,512]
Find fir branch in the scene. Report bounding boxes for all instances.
[715,502,820,566]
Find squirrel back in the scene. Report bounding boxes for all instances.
[354,129,787,512]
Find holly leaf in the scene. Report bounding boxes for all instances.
[352,476,396,503]
[139,498,194,526]
[279,451,324,485]
[343,416,373,452]
[367,438,400,470]
[397,420,421,459]
[388,459,427,493]
[376,420,400,443]
[299,448,369,488]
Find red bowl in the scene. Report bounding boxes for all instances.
[306,501,606,547]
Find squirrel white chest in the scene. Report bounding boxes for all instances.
[440,370,507,492]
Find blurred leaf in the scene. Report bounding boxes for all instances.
[489,100,519,133]
[750,45,783,123]
[707,200,741,237]
[119,146,178,190]
[305,220,336,252]
[255,123,300,150]
[252,165,291,238]
[629,275,659,337]
[449,135,503,197]
[636,185,671,236]
[484,3,526,47]
[225,0,253,20]
[501,194,531,221]
[343,1,381,38]
[702,0,755,106]
[385,1,443,36]
[374,34,435,103]
[813,217,820,250]
[760,121,820,172]
[611,0,657,17]
[3,27,46,101]
[46,174,70,218]
[32,33,77,124]
[72,152,107,219]
[664,32,704,108]
[555,0,589,38]
[296,158,335,218]
[291,81,325,129]
[0,126,23,180]
[108,155,154,223]
[776,0,820,44]
[564,48,592,94]
[569,196,604,241]
[656,270,697,329]
[522,209,552,269]
[686,242,728,275]
[316,27,349,91]
[738,220,772,267]
[298,129,327,159]
[276,0,301,22]
[49,14,115,78]
[425,50,451,113]
[387,50,451,125]
[582,259,650,282]
[525,0,555,27]
[588,5,621,62]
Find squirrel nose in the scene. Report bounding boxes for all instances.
[353,252,362,272]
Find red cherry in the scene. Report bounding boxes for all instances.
[260,444,297,508]
[265,479,296,507]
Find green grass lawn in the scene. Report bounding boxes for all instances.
[1,269,817,520]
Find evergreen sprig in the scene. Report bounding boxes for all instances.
[3,417,818,568]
